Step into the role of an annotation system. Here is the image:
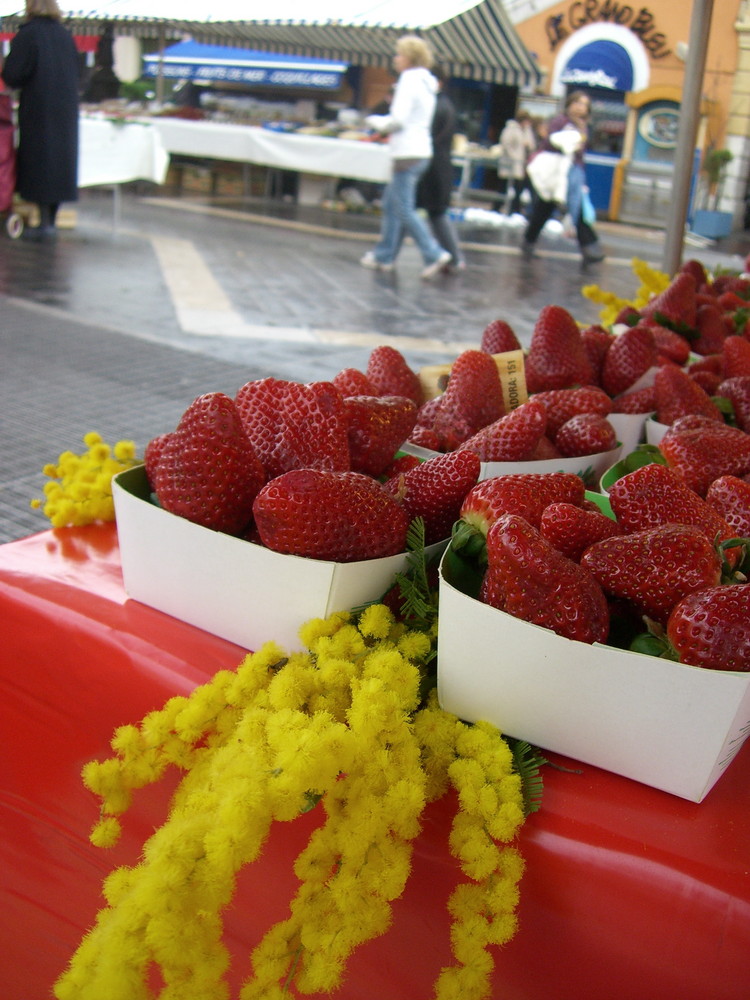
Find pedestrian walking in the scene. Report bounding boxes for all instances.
[496,110,536,216]
[1,0,80,241]
[522,91,605,263]
[360,35,452,278]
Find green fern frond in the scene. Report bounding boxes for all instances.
[509,739,548,815]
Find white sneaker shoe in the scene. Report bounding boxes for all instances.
[421,250,452,279]
[360,251,395,272]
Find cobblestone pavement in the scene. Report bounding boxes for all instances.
[2,186,748,543]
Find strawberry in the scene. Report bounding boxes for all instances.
[555,413,617,457]
[666,585,750,671]
[690,370,723,396]
[480,319,521,354]
[525,305,594,392]
[344,395,417,477]
[581,524,723,624]
[380,453,421,481]
[154,392,265,535]
[143,432,171,488]
[332,367,376,398]
[653,364,723,425]
[659,420,750,496]
[253,469,410,561]
[679,259,708,287]
[647,323,691,365]
[480,514,609,644]
[688,354,723,376]
[456,399,546,462]
[366,345,423,406]
[706,475,750,536]
[431,350,505,448]
[457,472,586,544]
[527,435,562,459]
[407,424,442,451]
[610,385,657,414]
[608,463,738,552]
[641,272,698,331]
[581,325,615,386]
[693,303,728,355]
[384,449,480,544]
[531,385,611,436]
[722,335,750,378]
[539,501,623,561]
[717,376,750,431]
[234,378,350,478]
[601,324,656,397]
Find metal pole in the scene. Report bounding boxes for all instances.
[662,0,714,275]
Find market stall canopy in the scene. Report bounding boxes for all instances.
[0,0,541,86]
[142,40,348,89]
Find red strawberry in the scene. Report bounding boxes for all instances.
[143,432,171,488]
[407,424,442,451]
[717,376,750,431]
[384,449,480,544]
[480,514,609,644]
[539,501,623,561]
[332,367,376,398]
[653,364,723,425]
[601,324,657,397]
[679,259,708,287]
[531,385,611,437]
[610,385,657,414]
[613,306,642,326]
[456,399,546,462]
[718,291,749,313]
[555,413,617,457]
[706,475,750,535]
[234,378,350,478]
[154,393,265,535]
[431,350,505,448]
[366,346,423,406]
[480,319,521,354]
[253,469,409,561]
[581,325,615,386]
[608,463,738,551]
[527,435,562,459]
[722,335,750,377]
[641,272,698,331]
[344,395,417,477]
[581,524,723,624]
[667,585,750,671]
[458,472,586,539]
[647,323,691,365]
[693,303,728,355]
[380,453,421,481]
[659,420,750,496]
[690,370,723,395]
[525,305,594,392]
[688,354,723,375]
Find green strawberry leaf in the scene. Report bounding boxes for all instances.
[652,312,699,341]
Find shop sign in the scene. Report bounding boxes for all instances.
[146,62,343,89]
[546,2,672,59]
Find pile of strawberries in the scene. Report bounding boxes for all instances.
[143,345,482,562]
[451,464,750,671]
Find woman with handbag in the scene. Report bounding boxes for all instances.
[521,91,604,263]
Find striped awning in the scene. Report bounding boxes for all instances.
[0,1,541,87]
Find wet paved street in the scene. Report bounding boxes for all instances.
[2,186,748,543]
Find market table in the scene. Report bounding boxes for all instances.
[1,524,749,1000]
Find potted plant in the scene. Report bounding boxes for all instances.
[692,147,734,238]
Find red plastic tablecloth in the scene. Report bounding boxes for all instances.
[1,525,749,1000]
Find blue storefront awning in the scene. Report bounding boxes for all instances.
[560,40,634,92]
[142,40,348,89]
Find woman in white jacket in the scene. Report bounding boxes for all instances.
[360,35,452,279]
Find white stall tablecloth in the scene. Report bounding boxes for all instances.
[79,116,170,188]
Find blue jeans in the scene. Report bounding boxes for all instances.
[373,159,447,265]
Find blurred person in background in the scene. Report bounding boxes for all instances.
[496,109,537,217]
[360,35,452,279]
[1,0,79,241]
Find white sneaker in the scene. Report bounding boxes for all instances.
[421,250,452,279]
[360,251,395,272]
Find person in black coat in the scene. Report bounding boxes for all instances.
[1,0,80,240]
[416,66,465,271]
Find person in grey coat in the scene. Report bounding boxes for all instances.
[1,0,80,240]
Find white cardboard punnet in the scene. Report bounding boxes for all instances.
[113,466,445,652]
[437,552,750,803]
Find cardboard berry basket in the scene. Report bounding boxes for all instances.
[436,492,750,803]
[112,465,447,653]
[402,442,622,489]
[645,416,670,445]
